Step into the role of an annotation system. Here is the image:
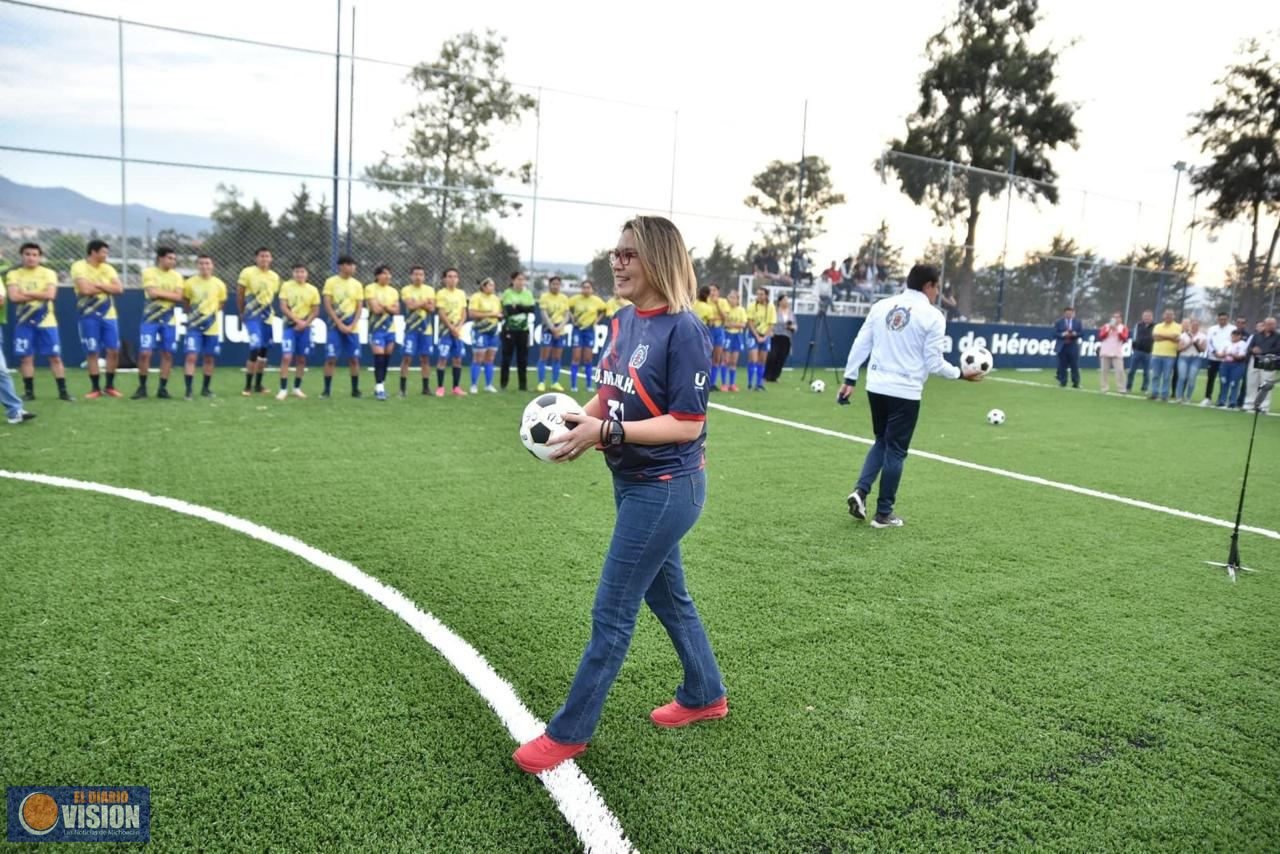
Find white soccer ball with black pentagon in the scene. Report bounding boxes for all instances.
[960,346,993,378]
[810,379,826,393]
[520,392,586,463]
[987,408,1006,426]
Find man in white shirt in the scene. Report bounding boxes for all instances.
[1200,312,1234,407]
[838,264,981,528]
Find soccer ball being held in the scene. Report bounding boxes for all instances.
[810,379,826,394]
[520,392,586,463]
[987,408,1006,426]
[960,346,993,379]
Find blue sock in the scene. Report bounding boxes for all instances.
[552,360,561,384]
[585,359,594,389]
[484,363,493,386]
[538,360,546,383]
[470,362,480,385]
[571,364,579,390]
[729,367,737,387]
[752,364,761,387]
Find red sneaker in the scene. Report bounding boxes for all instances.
[451,386,466,396]
[728,384,739,393]
[85,390,102,400]
[104,387,123,398]
[512,733,588,774]
[650,696,728,728]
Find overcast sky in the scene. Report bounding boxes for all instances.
[1,0,1274,293]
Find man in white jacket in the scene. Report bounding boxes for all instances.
[838,264,980,528]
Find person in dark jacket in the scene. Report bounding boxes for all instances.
[1126,310,1155,393]
[1054,306,1082,388]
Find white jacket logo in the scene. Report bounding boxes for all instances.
[629,344,649,369]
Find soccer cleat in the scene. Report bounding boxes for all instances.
[650,696,729,728]
[184,392,194,401]
[871,513,905,528]
[847,489,867,521]
[550,382,565,392]
[201,389,216,398]
[398,391,407,399]
[7,411,36,425]
[536,382,547,392]
[319,391,332,399]
[85,390,102,400]
[259,387,273,395]
[728,384,739,392]
[484,385,498,393]
[276,389,288,401]
[375,389,388,401]
[351,390,363,399]
[130,387,148,400]
[104,388,123,398]
[435,387,446,398]
[452,386,466,396]
[155,388,170,400]
[1199,398,1211,407]
[512,734,588,774]
[470,384,479,394]
[60,391,77,402]
[241,389,253,397]
[292,388,307,399]
[22,391,34,402]
[710,385,720,392]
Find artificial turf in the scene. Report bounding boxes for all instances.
[2,366,1277,851]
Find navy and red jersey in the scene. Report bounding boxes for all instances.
[593,304,710,479]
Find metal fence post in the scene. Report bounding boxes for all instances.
[117,17,128,285]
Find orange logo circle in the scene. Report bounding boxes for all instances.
[19,792,59,835]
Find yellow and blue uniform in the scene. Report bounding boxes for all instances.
[238,265,280,350]
[722,304,747,352]
[538,291,570,348]
[568,293,607,350]
[139,266,184,354]
[401,283,436,359]
[605,296,629,318]
[364,282,400,349]
[183,275,228,356]
[435,286,468,360]
[469,291,502,350]
[745,301,777,352]
[322,275,364,361]
[6,265,61,358]
[279,280,321,356]
[70,259,120,354]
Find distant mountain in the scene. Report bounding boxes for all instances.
[0,176,213,237]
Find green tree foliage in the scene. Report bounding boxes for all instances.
[585,249,614,297]
[201,185,275,272]
[692,238,742,291]
[275,185,331,279]
[855,221,904,281]
[744,156,845,252]
[886,0,1078,317]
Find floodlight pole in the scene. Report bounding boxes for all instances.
[330,0,342,273]
[1156,161,1188,315]
[790,99,808,307]
[344,5,356,255]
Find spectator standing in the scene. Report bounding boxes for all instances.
[1097,311,1128,392]
[500,271,536,391]
[1126,310,1155,393]
[0,287,35,424]
[840,256,856,300]
[1244,316,1279,413]
[1149,309,1182,401]
[1200,312,1234,406]
[1238,321,1263,408]
[1053,305,1082,388]
[764,295,796,382]
[939,285,959,322]
[1217,328,1249,408]
[1175,318,1206,403]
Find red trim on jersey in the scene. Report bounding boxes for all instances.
[636,305,668,317]
[607,317,619,364]
[670,411,706,422]
[628,365,663,417]
[658,474,673,481]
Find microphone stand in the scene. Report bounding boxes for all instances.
[1205,379,1273,582]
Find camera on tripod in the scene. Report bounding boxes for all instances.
[1257,353,1279,371]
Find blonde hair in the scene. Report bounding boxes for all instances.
[621,215,695,314]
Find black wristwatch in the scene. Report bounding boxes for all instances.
[606,419,625,447]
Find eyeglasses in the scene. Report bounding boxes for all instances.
[609,249,639,267]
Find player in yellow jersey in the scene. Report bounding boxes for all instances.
[71,239,124,398]
[321,255,364,398]
[365,265,400,401]
[745,285,777,391]
[6,242,72,402]
[567,279,606,392]
[182,254,228,400]
[693,284,719,389]
[277,263,321,400]
[238,247,280,396]
[536,275,570,391]
[602,292,630,357]
[133,246,185,400]
[720,289,747,392]
[467,276,503,393]
[398,265,436,397]
[434,267,468,397]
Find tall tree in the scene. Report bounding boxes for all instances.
[855,221,904,281]
[585,250,614,297]
[275,185,331,280]
[886,0,1079,317]
[692,238,742,292]
[744,156,845,252]
[366,30,536,277]
[201,185,274,269]
[1189,37,1280,319]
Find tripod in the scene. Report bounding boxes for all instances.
[800,305,842,383]
[1204,379,1273,582]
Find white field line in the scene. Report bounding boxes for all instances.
[708,403,1279,542]
[0,470,633,854]
[985,373,1279,417]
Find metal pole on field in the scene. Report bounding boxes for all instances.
[344,5,355,255]
[939,161,954,292]
[528,87,541,274]
[330,0,341,272]
[1070,255,1080,310]
[996,148,1015,322]
[1180,188,1198,317]
[1124,201,1142,324]
[117,18,128,286]
[668,109,678,217]
[1156,160,1188,315]
[790,100,808,306]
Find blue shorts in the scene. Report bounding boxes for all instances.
[436,334,466,361]
[746,334,771,353]
[185,331,221,356]
[78,316,120,354]
[245,317,274,349]
[326,328,361,361]
[13,326,61,358]
[724,331,744,353]
[572,327,597,350]
[139,322,178,354]
[403,331,434,359]
[472,330,500,351]
[710,326,727,349]
[369,328,397,350]
[540,329,569,349]
[281,326,312,356]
